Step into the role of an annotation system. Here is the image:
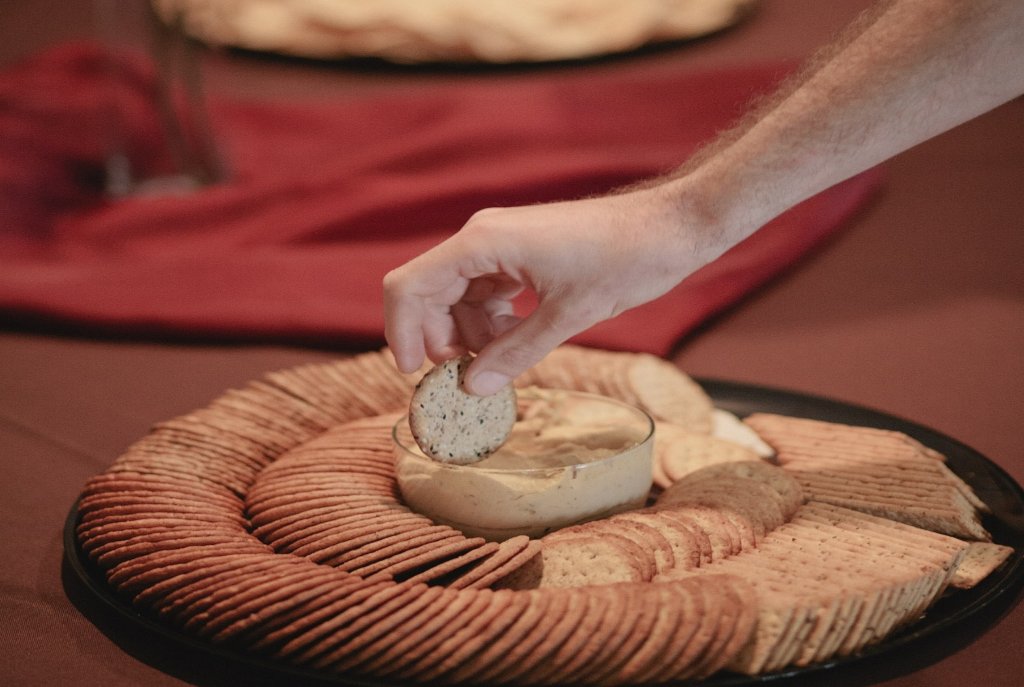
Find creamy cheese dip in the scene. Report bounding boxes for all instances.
[393,389,654,541]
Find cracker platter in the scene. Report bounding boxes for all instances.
[64,345,1024,685]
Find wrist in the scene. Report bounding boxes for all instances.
[647,168,766,265]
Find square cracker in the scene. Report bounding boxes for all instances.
[950,542,1016,589]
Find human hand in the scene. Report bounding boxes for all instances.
[386,0,1024,398]
[383,184,721,395]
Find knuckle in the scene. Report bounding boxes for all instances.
[381,268,407,301]
[382,267,405,290]
[461,208,508,243]
[467,207,501,224]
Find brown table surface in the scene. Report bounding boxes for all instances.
[2,1,1021,686]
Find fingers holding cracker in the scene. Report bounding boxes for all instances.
[409,355,517,464]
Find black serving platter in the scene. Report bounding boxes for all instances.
[63,379,1024,687]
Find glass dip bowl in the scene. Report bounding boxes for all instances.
[392,388,655,541]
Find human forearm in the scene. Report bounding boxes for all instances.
[665,0,1024,253]
[383,0,1024,393]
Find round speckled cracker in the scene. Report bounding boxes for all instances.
[682,460,805,520]
[346,533,481,578]
[275,515,421,555]
[80,472,242,507]
[76,512,234,540]
[95,532,255,567]
[277,581,403,661]
[249,494,401,529]
[79,503,247,529]
[567,585,645,685]
[448,536,541,590]
[290,516,430,560]
[524,587,612,685]
[656,505,741,561]
[165,557,311,627]
[658,488,761,551]
[83,509,245,537]
[496,587,589,685]
[704,576,759,677]
[477,588,569,683]
[541,583,626,684]
[408,355,516,464]
[252,468,396,490]
[152,556,295,621]
[399,540,500,585]
[257,454,395,478]
[688,575,747,680]
[375,589,494,679]
[405,589,521,682]
[80,522,243,557]
[658,430,762,484]
[347,587,472,676]
[643,579,706,684]
[299,582,432,669]
[326,526,461,570]
[382,537,489,578]
[611,582,685,684]
[79,492,239,515]
[676,577,727,682]
[443,589,550,683]
[626,354,714,433]
[196,564,342,639]
[108,542,267,595]
[247,480,398,511]
[315,585,448,672]
[251,503,398,543]
[579,583,661,685]
[250,578,391,655]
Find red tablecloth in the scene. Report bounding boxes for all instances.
[0,44,881,353]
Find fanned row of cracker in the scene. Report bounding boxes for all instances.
[76,345,1015,685]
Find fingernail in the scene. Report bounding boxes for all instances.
[469,371,511,396]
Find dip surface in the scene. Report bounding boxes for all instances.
[394,389,654,540]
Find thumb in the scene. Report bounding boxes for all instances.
[464,300,596,395]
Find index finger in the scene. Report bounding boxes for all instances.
[382,249,484,372]
[382,224,508,371]
[382,277,428,374]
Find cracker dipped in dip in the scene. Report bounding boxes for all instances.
[395,387,655,541]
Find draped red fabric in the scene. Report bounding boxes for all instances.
[0,44,883,353]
